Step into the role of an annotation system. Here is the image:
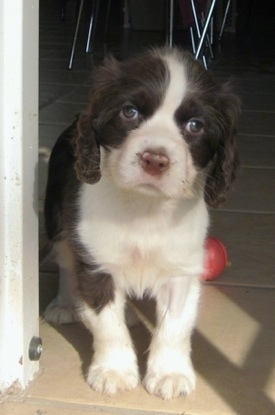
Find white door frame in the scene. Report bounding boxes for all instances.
[0,0,39,391]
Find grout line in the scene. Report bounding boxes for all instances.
[240,165,275,170]
[24,397,183,415]
[214,208,275,215]
[205,282,275,290]
[242,109,275,114]
[238,133,275,138]
[57,99,88,105]
[39,121,72,127]
[39,270,59,275]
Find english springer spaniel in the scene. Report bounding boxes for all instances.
[44,47,240,400]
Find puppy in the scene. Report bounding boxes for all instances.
[44,47,240,400]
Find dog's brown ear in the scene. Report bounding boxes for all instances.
[73,113,101,184]
[72,56,122,184]
[205,83,241,208]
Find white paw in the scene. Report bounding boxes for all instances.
[144,371,195,400]
[87,365,139,395]
[44,297,78,325]
[144,352,196,400]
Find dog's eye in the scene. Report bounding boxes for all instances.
[121,105,139,119]
[186,119,204,133]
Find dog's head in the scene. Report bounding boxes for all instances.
[74,48,240,207]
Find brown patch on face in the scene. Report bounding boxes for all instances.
[174,52,241,207]
[81,51,170,150]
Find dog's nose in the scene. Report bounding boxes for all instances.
[140,150,170,176]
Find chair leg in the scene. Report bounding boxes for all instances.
[60,0,68,21]
[68,0,85,69]
[195,0,217,60]
[219,0,232,41]
[123,0,130,29]
[168,0,174,48]
[201,12,214,59]
[190,0,208,68]
[103,0,112,46]
[190,27,196,54]
[86,0,101,53]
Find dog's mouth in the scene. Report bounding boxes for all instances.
[135,182,164,196]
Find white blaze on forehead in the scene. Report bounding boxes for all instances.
[159,54,187,116]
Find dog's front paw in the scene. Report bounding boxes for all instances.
[144,351,196,400]
[87,365,139,395]
[44,297,78,325]
[144,371,195,400]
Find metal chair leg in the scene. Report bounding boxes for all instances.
[167,0,174,47]
[219,0,232,41]
[190,27,196,54]
[123,0,130,28]
[190,0,208,68]
[103,0,112,46]
[68,0,85,69]
[195,0,217,60]
[86,0,101,53]
[201,12,214,59]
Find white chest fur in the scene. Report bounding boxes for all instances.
[76,178,209,297]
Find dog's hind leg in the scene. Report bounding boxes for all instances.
[44,239,79,325]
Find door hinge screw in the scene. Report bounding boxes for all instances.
[29,336,43,361]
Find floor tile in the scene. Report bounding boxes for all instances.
[39,123,68,148]
[39,69,91,86]
[239,110,275,136]
[208,211,275,288]
[240,92,275,112]
[233,76,275,95]
[238,134,275,168]
[58,85,91,105]
[39,83,78,109]
[39,102,85,126]
[223,167,275,213]
[0,401,121,415]
[17,286,273,415]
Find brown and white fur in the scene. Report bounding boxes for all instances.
[44,48,240,400]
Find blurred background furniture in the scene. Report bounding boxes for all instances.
[64,0,234,69]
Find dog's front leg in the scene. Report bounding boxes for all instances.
[144,276,200,400]
[80,289,139,395]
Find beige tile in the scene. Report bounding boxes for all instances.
[208,211,275,288]
[0,401,121,415]
[223,168,275,213]
[39,124,68,149]
[23,286,275,415]
[39,69,91,87]
[238,134,275,168]
[39,83,76,109]
[58,86,91,105]
[39,102,84,126]
[134,286,275,411]
[239,111,275,136]
[241,92,275,112]
[195,286,275,413]
[237,77,275,95]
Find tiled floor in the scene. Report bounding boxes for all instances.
[2,1,275,414]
